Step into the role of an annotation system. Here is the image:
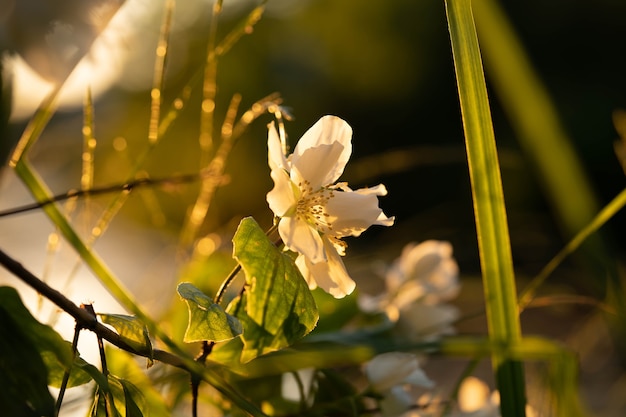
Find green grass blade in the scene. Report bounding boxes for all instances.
[442,336,588,417]
[520,187,626,309]
[444,0,526,415]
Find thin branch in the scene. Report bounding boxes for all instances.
[0,171,218,218]
[0,247,189,372]
[55,321,81,413]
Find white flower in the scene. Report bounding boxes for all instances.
[267,115,394,298]
[359,240,460,340]
[397,303,459,342]
[365,352,434,417]
[386,241,460,306]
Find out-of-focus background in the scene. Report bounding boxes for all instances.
[1,0,625,415]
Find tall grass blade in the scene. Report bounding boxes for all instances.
[444,0,526,415]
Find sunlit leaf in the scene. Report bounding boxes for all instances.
[229,217,318,362]
[177,282,242,343]
[99,313,153,365]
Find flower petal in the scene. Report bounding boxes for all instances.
[295,238,356,298]
[267,121,289,171]
[267,168,297,217]
[395,240,460,303]
[365,352,432,392]
[379,386,415,417]
[325,185,394,238]
[279,216,326,263]
[291,141,348,191]
[291,116,352,189]
[397,303,459,342]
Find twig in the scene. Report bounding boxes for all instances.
[0,171,213,218]
[0,247,189,371]
[191,341,216,417]
[84,303,116,415]
[55,321,81,413]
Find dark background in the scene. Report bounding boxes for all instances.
[2,0,625,303]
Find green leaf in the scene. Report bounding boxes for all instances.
[0,307,55,416]
[44,352,93,388]
[0,286,73,370]
[229,217,318,362]
[89,373,146,417]
[0,286,79,415]
[74,357,109,389]
[99,313,153,364]
[106,348,170,417]
[109,376,145,417]
[177,282,242,343]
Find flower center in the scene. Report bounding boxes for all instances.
[296,180,335,233]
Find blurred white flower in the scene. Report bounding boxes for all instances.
[359,240,460,340]
[386,240,460,306]
[267,115,394,298]
[365,352,435,417]
[396,303,459,341]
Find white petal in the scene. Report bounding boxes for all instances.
[365,352,430,392]
[391,280,426,310]
[291,141,347,191]
[379,386,415,417]
[295,239,356,298]
[398,303,459,342]
[267,121,289,171]
[291,116,352,189]
[396,241,460,303]
[325,186,394,238]
[404,368,435,389]
[295,254,317,290]
[279,216,326,263]
[267,168,297,217]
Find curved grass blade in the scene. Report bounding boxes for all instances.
[520,187,626,309]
